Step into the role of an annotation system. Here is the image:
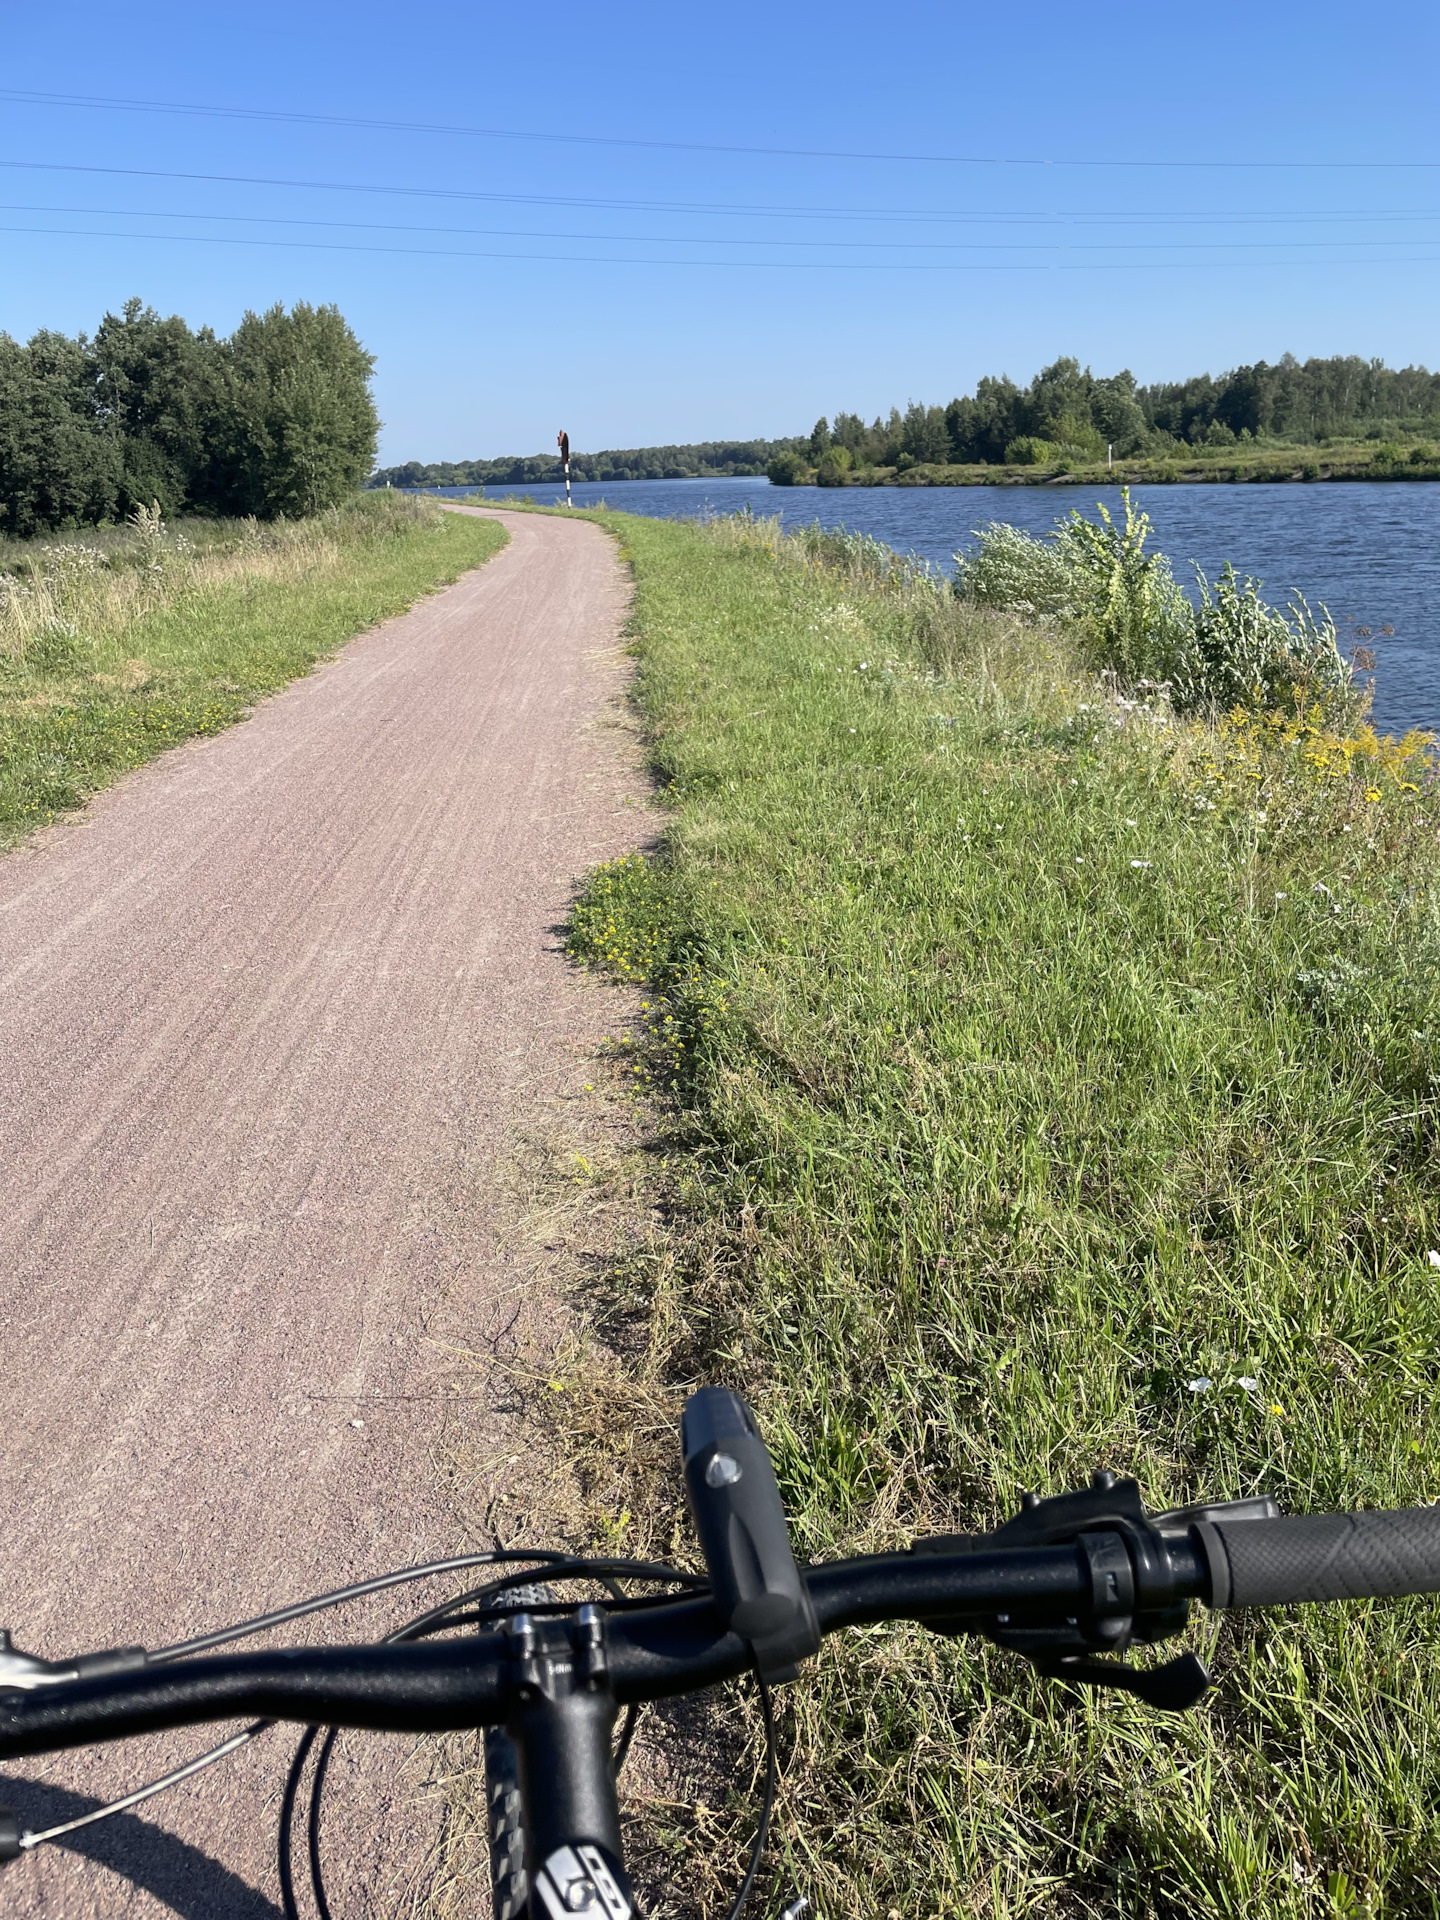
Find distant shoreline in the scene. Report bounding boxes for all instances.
[377,457,1440,495]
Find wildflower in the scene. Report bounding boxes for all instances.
[1270,1403,1286,1416]
[1365,788,1381,802]
[1428,1251,1440,1270]
[1237,1376,1259,1392]
[1130,859,1152,869]
[1187,1377,1212,1394]
[1125,818,1138,827]
[1275,892,1287,901]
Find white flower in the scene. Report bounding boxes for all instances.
[1130,859,1152,869]
[1314,882,1333,899]
[1125,818,1138,827]
[1428,1251,1440,1270]
[1237,1376,1260,1392]
[1187,1377,1212,1394]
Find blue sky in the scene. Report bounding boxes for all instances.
[2,0,1437,464]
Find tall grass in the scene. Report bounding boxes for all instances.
[0,493,506,842]
[568,506,1440,1918]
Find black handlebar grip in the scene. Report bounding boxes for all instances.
[1200,1506,1440,1608]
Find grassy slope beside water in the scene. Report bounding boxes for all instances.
[0,494,506,845]
[569,510,1440,1917]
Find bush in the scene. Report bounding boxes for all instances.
[766,449,806,487]
[1003,435,1058,466]
[815,447,853,488]
[956,488,1354,713]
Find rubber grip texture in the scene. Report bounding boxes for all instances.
[1212,1507,1440,1607]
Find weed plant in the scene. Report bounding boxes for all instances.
[0,493,506,842]
[957,490,1354,715]
[568,507,1440,1917]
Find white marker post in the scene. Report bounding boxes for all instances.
[557,430,572,507]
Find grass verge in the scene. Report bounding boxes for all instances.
[565,507,1440,1918]
[0,493,506,845]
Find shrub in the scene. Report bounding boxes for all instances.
[1002,435,1058,466]
[815,447,853,488]
[956,488,1353,713]
[1181,566,1349,712]
[766,450,806,487]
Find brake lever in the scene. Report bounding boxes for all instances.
[1036,1650,1210,1712]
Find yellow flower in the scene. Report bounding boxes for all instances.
[1365,788,1381,802]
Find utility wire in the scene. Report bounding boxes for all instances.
[1,86,1437,171]
[0,159,1433,229]
[7,200,1440,254]
[3,223,1437,272]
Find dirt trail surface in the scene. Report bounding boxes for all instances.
[0,506,638,1917]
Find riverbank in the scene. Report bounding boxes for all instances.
[0,493,506,844]
[775,440,1440,488]
[565,506,1440,1915]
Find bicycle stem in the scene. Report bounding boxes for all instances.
[501,1604,640,1920]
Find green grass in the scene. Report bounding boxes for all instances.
[0,494,506,844]
[569,508,1440,1918]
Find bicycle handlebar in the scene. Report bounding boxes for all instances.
[0,1545,1102,1760]
[7,1498,1440,1763]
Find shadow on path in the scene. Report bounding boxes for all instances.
[0,1773,281,1918]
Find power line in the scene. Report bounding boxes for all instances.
[2,222,1437,272]
[8,201,1440,256]
[0,159,1433,231]
[1,87,1437,171]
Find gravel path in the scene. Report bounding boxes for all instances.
[0,506,638,1916]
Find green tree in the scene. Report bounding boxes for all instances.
[220,304,378,517]
[0,329,117,537]
[900,401,950,466]
[815,446,853,487]
[92,299,227,517]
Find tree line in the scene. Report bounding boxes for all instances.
[374,352,1438,495]
[0,300,379,538]
[778,353,1440,481]
[370,437,797,490]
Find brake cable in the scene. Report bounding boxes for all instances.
[11,1548,587,1857]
